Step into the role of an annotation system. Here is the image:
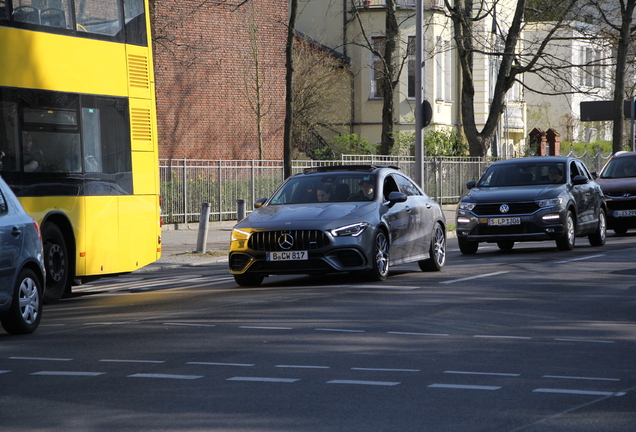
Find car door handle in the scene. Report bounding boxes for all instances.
[11,226,21,237]
[405,206,412,213]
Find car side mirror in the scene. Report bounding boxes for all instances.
[386,191,407,207]
[466,180,476,190]
[572,175,588,185]
[254,198,267,208]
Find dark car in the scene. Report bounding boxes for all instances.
[0,176,45,334]
[455,156,607,254]
[593,151,636,234]
[229,165,446,286]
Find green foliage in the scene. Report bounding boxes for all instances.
[423,129,468,156]
[315,134,378,160]
[560,141,613,155]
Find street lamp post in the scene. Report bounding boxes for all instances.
[414,0,424,186]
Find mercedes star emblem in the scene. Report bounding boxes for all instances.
[278,233,294,250]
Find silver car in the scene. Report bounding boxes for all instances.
[0,176,45,335]
[229,165,447,286]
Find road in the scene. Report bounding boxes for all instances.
[1,235,635,432]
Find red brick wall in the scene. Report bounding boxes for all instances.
[150,0,287,160]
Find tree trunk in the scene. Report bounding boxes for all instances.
[283,0,298,178]
[380,0,398,155]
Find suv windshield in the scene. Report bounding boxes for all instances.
[600,156,636,179]
[269,173,377,204]
[478,162,566,187]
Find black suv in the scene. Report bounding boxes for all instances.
[456,157,607,254]
[594,151,636,234]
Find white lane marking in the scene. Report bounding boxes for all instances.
[542,375,620,382]
[10,356,72,362]
[83,322,139,326]
[163,322,217,327]
[388,331,450,337]
[351,367,420,372]
[554,254,606,264]
[533,388,626,397]
[227,377,299,383]
[428,384,502,391]
[129,373,203,380]
[444,371,520,377]
[315,328,365,333]
[555,338,615,344]
[275,365,330,369]
[474,335,532,340]
[32,371,106,377]
[355,285,419,290]
[440,271,509,285]
[240,326,293,330]
[327,380,400,386]
[0,370,11,374]
[186,362,254,367]
[99,359,165,364]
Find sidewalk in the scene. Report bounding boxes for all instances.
[139,205,457,273]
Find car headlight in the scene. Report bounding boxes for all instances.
[458,201,476,211]
[231,228,250,241]
[537,197,563,208]
[330,222,369,237]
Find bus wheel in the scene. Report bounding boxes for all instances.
[42,223,69,304]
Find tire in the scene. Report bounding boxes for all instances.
[419,223,446,272]
[614,227,628,235]
[233,273,264,287]
[41,223,70,304]
[366,229,389,281]
[458,237,479,255]
[497,241,514,251]
[556,211,575,251]
[588,209,606,246]
[1,268,43,335]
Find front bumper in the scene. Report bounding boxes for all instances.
[456,208,567,243]
[605,197,636,229]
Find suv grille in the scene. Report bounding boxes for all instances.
[472,202,540,216]
[248,230,330,251]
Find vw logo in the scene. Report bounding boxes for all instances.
[278,233,294,250]
[499,204,510,214]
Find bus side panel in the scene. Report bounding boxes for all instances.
[84,196,120,275]
[118,195,160,271]
[0,27,128,97]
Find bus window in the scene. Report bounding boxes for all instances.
[22,131,81,173]
[81,107,102,173]
[123,0,146,46]
[0,103,19,173]
[75,0,122,36]
[10,0,72,29]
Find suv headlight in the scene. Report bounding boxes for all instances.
[537,197,563,208]
[458,201,476,211]
[231,228,250,241]
[330,222,369,237]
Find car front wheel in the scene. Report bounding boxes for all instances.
[367,229,389,281]
[588,209,606,246]
[458,237,479,255]
[419,222,446,271]
[556,211,575,251]
[234,273,264,287]
[1,268,43,335]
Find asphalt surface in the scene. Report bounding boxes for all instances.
[140,205,458,273]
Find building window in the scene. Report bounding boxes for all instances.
[371,36,386,99]
[407,36,416,98]
[444,39,452,101]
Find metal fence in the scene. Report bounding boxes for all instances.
[160,151,611,224]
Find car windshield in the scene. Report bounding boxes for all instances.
[477,162,566,187]
[600,157,636,179]
[268,173,377,204]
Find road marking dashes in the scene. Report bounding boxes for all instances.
[327,380,400,386]
[429,384,501,391]
[227,377,299,383]
[440,271,509,284]
[533,388,626,397]
[31,371,105,376]
[10,356,72,362]
[129,373,203,380]
[186,362,254,367]
[542,375,620,382]
[444,371,520,377]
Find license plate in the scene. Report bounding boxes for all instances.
[614,210,636,217]
[267,251,308,261]
[488,217,521,226]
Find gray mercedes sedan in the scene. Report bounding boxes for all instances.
[229,165,446,286]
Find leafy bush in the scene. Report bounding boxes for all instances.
[315,134,378,160]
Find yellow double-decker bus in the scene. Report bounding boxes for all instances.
[0,0,161,302]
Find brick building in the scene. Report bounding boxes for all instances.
[150,0,287,160]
